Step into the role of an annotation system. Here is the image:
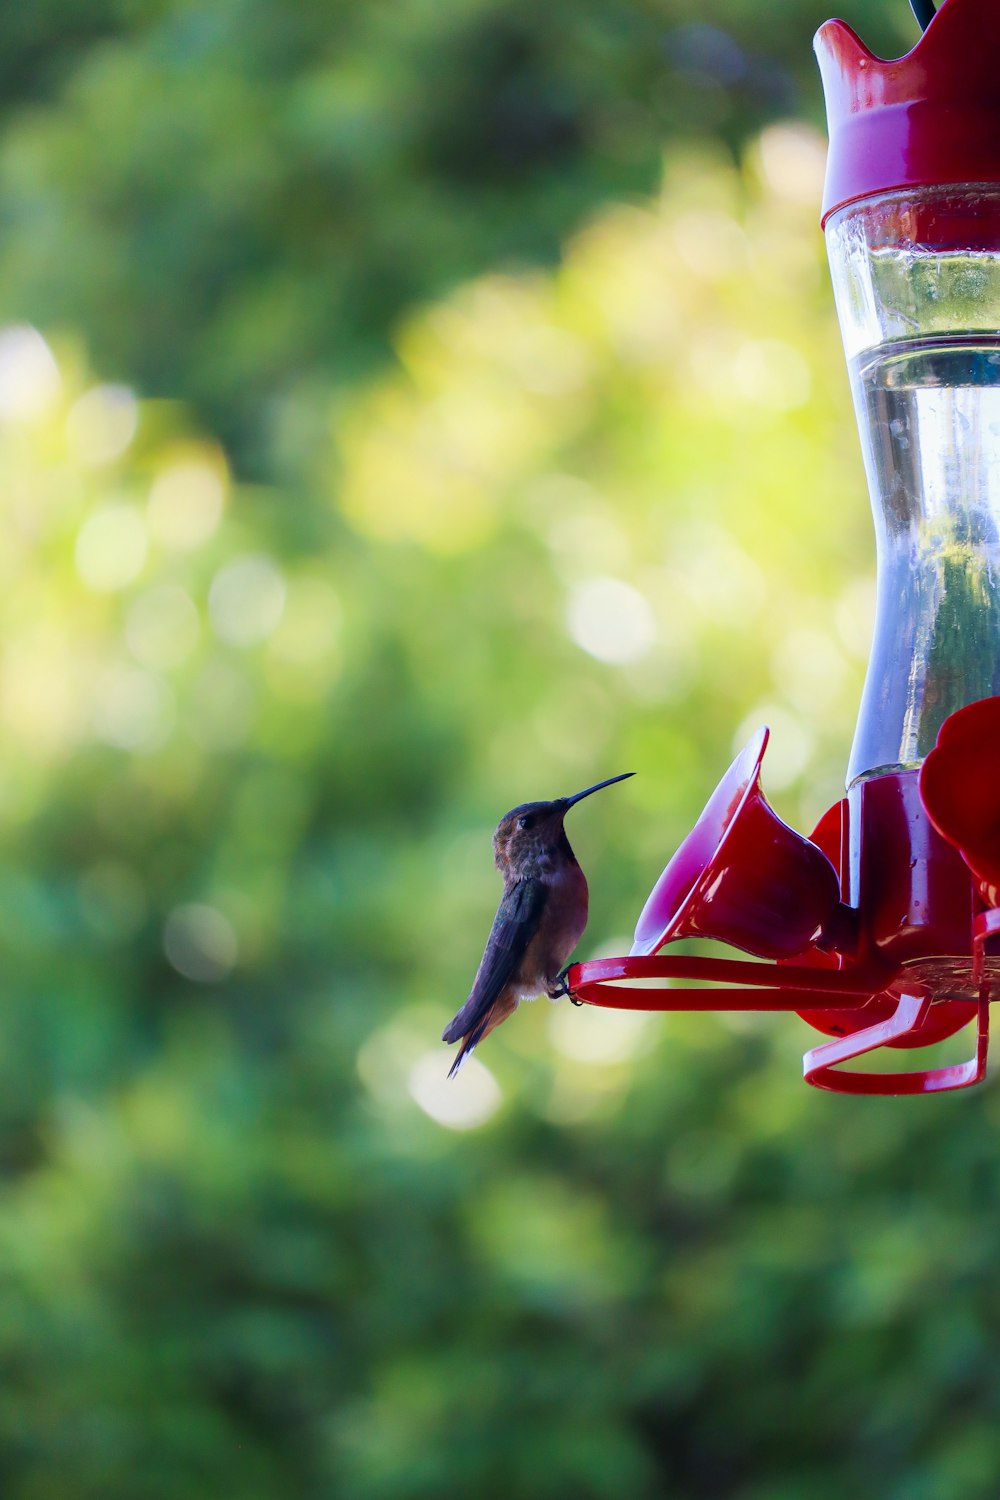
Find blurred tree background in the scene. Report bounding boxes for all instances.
[0,2,995,1498]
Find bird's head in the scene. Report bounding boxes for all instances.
[493,772,633,877]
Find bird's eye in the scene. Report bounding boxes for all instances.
[517,814,533,830]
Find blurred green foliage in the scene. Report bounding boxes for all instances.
[0,0,912,473]
[0,3,995,1499]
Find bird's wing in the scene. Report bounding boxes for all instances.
[442,877,548,1046]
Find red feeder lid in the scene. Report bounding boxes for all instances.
[816,0,1000,225]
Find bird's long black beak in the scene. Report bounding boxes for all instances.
[561,771,634,809]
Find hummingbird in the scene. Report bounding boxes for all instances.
[442,772,634,1076]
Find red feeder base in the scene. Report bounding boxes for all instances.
[569,703,1000,1095]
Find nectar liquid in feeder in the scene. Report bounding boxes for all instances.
[826,188,1000,785]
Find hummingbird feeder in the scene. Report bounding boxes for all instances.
[567,0,1000,1094]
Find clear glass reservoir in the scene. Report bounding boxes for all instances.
[827,187,1000,785]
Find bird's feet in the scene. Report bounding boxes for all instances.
[548,965,580,1003]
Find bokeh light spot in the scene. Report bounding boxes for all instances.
[732,339,811,411]
[771,626,851,721]
[93,666,174,752]
[758,123,828,204]
[673,210,747,277]
[669,522,767,624]
[544,488,630,577]
[0,325,61,420]
[163,902,238,983]
[548,1001,653,1065]
[567,576,656,664]
[66,384,138,465]
[209,555,286,647]
[75,504,148,592]
[407,1051,502,1130]
[148,456,226,551]
[0,631,88,752]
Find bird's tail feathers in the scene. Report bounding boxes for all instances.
[442,993,480,1045]
[447,1039,475,1079]
[445,1007,494,1078]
